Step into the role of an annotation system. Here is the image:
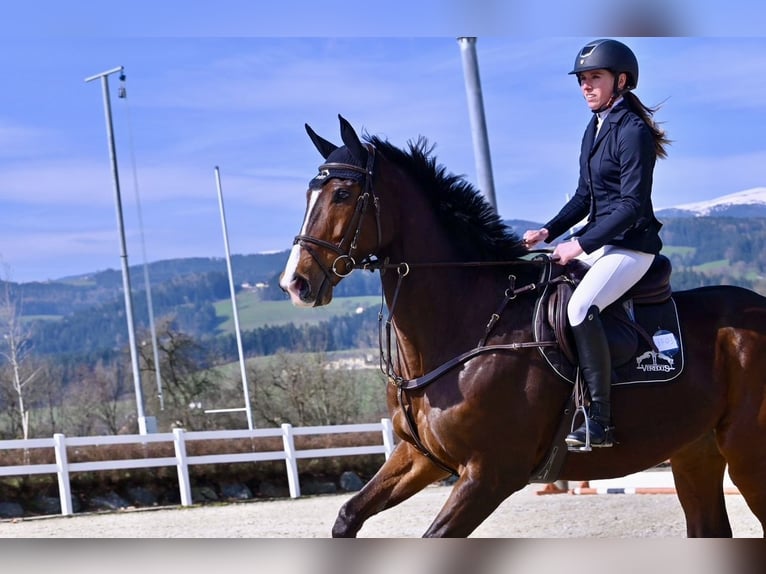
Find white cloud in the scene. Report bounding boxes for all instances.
[2,160,114,204]
[0,121,61,159]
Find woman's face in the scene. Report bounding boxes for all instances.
[578,69,623,111]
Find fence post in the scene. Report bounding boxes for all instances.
[381,418,395,459]
[53,433,74,516]
[173,428,193,506]
[281,423,301,498]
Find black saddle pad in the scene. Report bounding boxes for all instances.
[612,298,684,385]
[535,295,685,386]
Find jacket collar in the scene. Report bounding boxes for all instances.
[590,99,629,153]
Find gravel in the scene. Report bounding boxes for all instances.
[0,484,761,538]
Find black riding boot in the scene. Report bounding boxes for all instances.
[565,305,615,449]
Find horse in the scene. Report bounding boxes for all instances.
[279,114,766,538]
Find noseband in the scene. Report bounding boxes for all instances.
[293,145,382,285]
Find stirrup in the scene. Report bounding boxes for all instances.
[566,406,614,453]
[566,405,591,452]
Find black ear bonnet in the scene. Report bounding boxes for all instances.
[308,146,366,190]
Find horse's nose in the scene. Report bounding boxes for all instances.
[280,272,313,306]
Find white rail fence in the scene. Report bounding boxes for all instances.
[0,419,395,516]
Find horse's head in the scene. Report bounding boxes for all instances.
[280,115,380,307]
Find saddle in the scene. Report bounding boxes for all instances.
[542,254,673,366]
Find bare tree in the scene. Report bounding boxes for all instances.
[35,359,65,436]
[63,361,130,435]
[0,268,40,439]
[250,351,384,427]
[0,375,21,439]
[137,317,220,430]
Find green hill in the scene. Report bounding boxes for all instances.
[213,294,381,332]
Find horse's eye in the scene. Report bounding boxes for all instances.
[333,188,351,203]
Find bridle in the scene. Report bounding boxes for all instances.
[292,145,382,295]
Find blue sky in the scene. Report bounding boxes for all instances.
[1,3,765,282]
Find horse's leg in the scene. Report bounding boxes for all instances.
[724,457,766,539]
[670,431,732,537]
[332,440,449,537]
[713,328,766,537]
[422,462,525,537]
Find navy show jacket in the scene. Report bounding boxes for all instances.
[543,100,663,255]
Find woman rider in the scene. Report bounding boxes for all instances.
[523,38,671,449]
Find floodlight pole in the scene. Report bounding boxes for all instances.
[85,66,153,435]
[214,166,255,430]
[457,37,497,211]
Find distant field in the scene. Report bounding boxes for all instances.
[661,246,695,257]
[21,315,61,323]
[214,293,381,332]
[214,347,383,378]
[695,259,731,273]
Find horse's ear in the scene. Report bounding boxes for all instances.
[338,114,368,165]
[305,123,338,159]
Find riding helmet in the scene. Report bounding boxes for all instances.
[569,39,639,90]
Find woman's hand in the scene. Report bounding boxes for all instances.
[522,228,549,248]
[552,239,584,264]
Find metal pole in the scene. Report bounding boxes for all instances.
[85,66,152,435]
[115,75,165,411]
[457,37,497,210]
[214,166,255,430]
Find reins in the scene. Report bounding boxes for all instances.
[369,255,560,392]
[368,255,560,478]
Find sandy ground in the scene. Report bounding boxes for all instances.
[0,483,761,538]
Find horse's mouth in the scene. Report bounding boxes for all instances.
[281,273,333,307]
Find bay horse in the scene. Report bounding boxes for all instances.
[279,115,766,537]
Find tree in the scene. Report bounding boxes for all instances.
[137,317,221,430]
[249,351,386,427]
[34,359,65,436]
[0,270,40,439]
[62,360,130,435]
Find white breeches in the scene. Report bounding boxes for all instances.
[567,245,655,326]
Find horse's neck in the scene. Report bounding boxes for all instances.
[376,177,525,376]
[379,265,494,378]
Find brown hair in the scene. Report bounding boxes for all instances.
[623,91,671,159]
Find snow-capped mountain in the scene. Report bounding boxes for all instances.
[656,187,766,218]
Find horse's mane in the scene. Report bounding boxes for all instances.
[367,135,528,261]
